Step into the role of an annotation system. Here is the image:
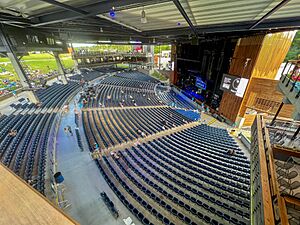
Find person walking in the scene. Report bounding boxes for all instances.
[67,125,73,136]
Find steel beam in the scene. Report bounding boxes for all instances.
[0,25,39,102]
[32,0,170,27]
[249,0,292,30]
[143,16,300,37]
[38,0,89,15]
[36,0,147,34]
[53,52,68,84]
[173,0,198,36]
[0,25,30,88]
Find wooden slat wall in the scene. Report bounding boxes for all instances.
[239,78,294,118]
[251,31,296,79]
[219,35,264,122]
[229,35,265,78]
[220,31,295,123]
[219,92,243,122]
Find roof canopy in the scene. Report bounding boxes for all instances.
[0,0,299,43]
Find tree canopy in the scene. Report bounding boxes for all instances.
[285,30,300,61]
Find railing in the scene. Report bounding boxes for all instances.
[265,116,300,149]
[171,86,200,109]
[73,51,148,59]
[240,132,251,150]
[280,74,300,99]
[251,115,276,225]
[251,115,300,225]
[46,86,80,209]
[279,59,300,101]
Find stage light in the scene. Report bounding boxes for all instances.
[109,8,115,18]
[141,9,147,24]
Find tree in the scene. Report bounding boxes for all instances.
[154,45,171,54]
[285,30,300,61]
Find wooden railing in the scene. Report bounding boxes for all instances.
[251,115,275,225]
[251,115,300,225]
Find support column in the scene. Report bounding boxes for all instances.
[0,25,39,103]
[158,45,161,70]
[150,45,154,70]
[70,42,78,70]
[53,52,68,84]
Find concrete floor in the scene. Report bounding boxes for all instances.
[56,96,140,225]
[0,92,28,115]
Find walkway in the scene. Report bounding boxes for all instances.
[82,104,167,111]
[104,120,200,155]
[56,94,140,225]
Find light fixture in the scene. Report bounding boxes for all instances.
[98,40,111,43]
[100,27,103,33]
[109,7,115,18]
[130,40,142,44]
[141,8,147,24]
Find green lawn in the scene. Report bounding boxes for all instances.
[116,63,129,68]
[0,53,74,79]
[0,53,74,90]
[150,70,168,81]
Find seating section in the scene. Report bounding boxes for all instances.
[1,67,251,225]
[81,70,250,225]
[94,66,124,74]
[100,76,157,90]
[85,123,250,225]
[157,88,196,110]
[87,84,163,107]
[36,82,79,108]
[0,81,81,194]
[115,72,160,83]
[83,107,192,149]
[69,70,107,81]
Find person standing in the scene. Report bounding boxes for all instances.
[64,127,68,135]
[67,125,73,136]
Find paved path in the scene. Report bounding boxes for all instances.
[56,95,140,225]
[82,104,168,111]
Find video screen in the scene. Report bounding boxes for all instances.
[195,77,207,90]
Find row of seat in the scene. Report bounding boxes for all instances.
[36,81,80,108]
[128,144,250,208]
[119,149,249,225]
[88,84,163,108]
[96,157,158,225]
[156,89,196,110]
[0,79,82,194]
[115,72,160,83]
[100,76,157,90]
[83,107,192,149]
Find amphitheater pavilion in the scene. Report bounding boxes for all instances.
[0,1,300,225]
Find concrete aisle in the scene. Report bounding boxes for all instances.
[56,97,140,225]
